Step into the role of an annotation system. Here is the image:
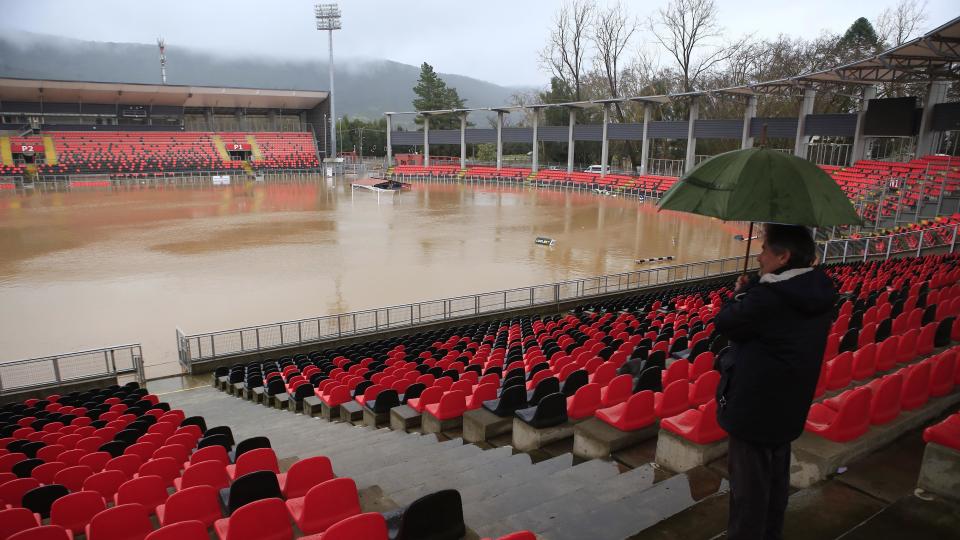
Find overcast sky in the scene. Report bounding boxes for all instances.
[6,0,958,88]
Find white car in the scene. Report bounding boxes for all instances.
[583,165,604,173]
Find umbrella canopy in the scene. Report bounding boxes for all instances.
[657,148,861,227]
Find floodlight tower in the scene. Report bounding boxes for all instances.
[314,3,341,159]
[157,38,167,85]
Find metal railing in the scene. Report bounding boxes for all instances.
[26,169,324,187]
[0,344,145,395]
[819,223,958,264]
[177,255,756,368]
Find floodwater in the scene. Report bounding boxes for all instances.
[0,177,748,378]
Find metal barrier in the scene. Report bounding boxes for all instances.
[819,223,958,263]
[177,255,757,369]
[0,344,145,395]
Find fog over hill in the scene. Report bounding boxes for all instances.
[0,32,528,124]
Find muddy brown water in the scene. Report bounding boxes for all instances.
[0,178,748,378]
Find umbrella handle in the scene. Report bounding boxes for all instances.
[743,222,754,275]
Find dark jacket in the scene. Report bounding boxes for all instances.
[715,267,836,446]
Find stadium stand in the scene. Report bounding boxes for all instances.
[0,132,320,177]
[0,383,523,540]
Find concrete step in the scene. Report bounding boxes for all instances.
[350,438,480,491]
[463,458,621,528]
[328,433,441,477]
[457,453,574,503]
[388,446,525,506]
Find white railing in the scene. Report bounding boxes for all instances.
[0,344,145,395]
[819,223,958,263]
[177,255,757,369]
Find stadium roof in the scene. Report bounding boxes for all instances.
[389,15,960,116]
[0,77,328,109]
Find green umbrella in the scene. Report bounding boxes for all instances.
[657,147,861,272]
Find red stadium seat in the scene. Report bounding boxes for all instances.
[284,478,361,534]
[213,497,292,540]
[85,504,153,540]
[805,387,872,442]
[595,390,656,431]
[660,399,727,445]
[50,491,106,536]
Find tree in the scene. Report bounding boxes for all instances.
[592,2,641,168]
[540,0,594,101]
[839,17,882,59]
[649,0,747,93]
[876,0,927,47]
[412,62,466,130]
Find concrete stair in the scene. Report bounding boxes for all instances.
[160,386,712,539]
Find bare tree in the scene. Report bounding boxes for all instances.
[875,0,928,47]
[649,0,748,93]
[539,0,595,101]
[591,2,640,167]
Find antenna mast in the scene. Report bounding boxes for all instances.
[157,37,167,84]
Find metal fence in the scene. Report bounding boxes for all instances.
[819,223,958,264]
[177,255,757,369]
[0,344,144,395]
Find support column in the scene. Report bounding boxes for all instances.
[794,87,816,158]
[741,95,757,149]
[600,105,610,177]
[851,86,876,164]
[423,115,430,168]
[640,103,650,175]
[567,108,576,174]
[496,111,504,171]
[531,109,539,173]
[385,114,393,167]
[916,81,950,157]
[460,114,466,170]
[685,98,698,174]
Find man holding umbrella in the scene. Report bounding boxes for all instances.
[715,223,835,538]
[658,146,859,539]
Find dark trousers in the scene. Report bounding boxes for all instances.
[727,435,791,540]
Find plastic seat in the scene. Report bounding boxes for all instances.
[136,457,180,487]
[307,512,387,540]
[825,351,854,390]
[654,379,689,418]
[851,343,877,380]
[7,525,71,540]
[30,461,67,485]
[184,445,229,469]
[566,383,602,420]
[51,491,106,536]
[35,445,65,463]
[875,336,899,371]
[481,532,536,540]
[114,475,168,515]
[384,488,465,540]
[466,384,498,410]
[481,385,527,418]
[12,459,43,479]
[901,361,932,410]
[277,455,334,499]
[868,373,903,425]
[0,508,41,540]
[805,387,872,442]
[124,443,157,462]
[156,485,221,527]
[896,328,920,364]
[424,391,467,421]
[0,453,28,473]
[923,414,960,451]
[226,448,279,481]
[525,377,560,406]
[144,521,209,540]
[688,370,720,407]
[661,399,727,444]
[219,470,281,516]
[514,392,567,429]
[152,445,189,465]
[174,459,230,491]
[285,478,361,534]
[595,390,655,431]
[229,437,271,463]
[406,387,443,414]
[104,454,142,478]
[21,484,69,519]
[213,497,292,540]
[688,352,714,381]
[600,374,632,407]
[85,503,153,540]
[661,359,689,387]
[929,351,956,397]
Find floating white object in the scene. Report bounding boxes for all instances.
[535,237,556,246]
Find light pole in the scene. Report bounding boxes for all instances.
[337,117,343,156]
[314,3,341,160]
